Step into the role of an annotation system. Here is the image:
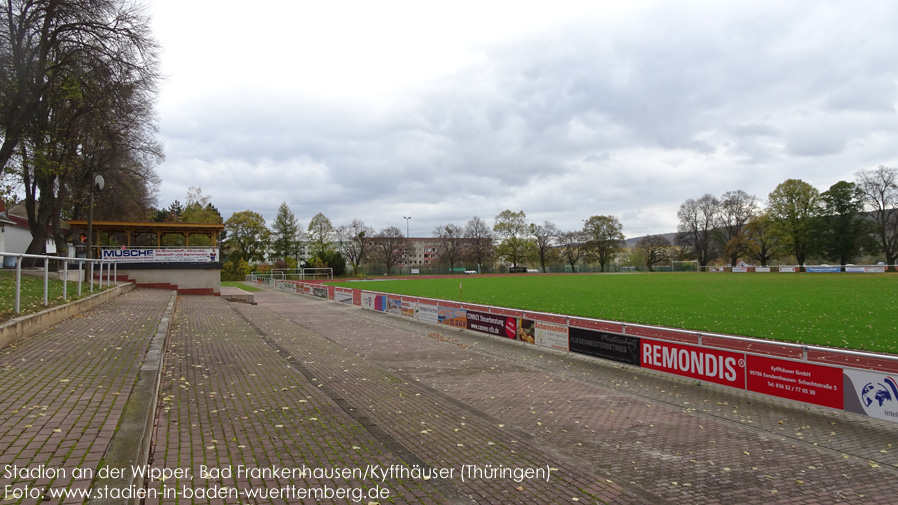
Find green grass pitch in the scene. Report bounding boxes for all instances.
[330,273,898,354]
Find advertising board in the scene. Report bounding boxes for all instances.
[746,355,843,409]
[386,297,402,315]
[843,369,898,422]
[807,266,841,273]
[438,307,467,329]
[360,292,386,311]
[845,266,886,273]
[569,327,639,365]
[417,303,440,324]
[534,320,570,351]
[400,300,417,318]
[101,248,220,263]
[641,339,745,388]
[334,288,353,304]
[466,310,515,338]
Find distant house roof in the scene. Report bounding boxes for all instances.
[5,202,67,234]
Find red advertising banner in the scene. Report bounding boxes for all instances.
[746,355,843,409]
[641,339,746,389]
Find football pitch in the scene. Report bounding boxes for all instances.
[330,273,898,354]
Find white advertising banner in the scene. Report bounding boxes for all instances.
[417,303,440,324]
[534,321,570,351]
[334,288,354,304]
[101,248,219,263]
[843,369,898,422]
[845,266,886,273]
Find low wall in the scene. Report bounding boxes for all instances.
[0,282,134,349]
[115,262,221,295]
[270,280,898,426]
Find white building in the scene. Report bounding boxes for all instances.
[0,203,58,259]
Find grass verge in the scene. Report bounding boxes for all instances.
[1,271,108,322]
[221,281,263,292]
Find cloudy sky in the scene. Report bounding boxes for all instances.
[148,0,898,238]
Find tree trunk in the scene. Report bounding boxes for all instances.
[23,174,58,265]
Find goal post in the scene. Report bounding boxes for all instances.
[301,268,333,280]
[671,260,699,272]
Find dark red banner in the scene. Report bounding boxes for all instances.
[746,355,843,409]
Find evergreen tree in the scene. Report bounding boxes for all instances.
[272,202,300,261]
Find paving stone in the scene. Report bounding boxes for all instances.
[0,289,172,504]
[231,288,898,505]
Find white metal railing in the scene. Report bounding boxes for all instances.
[0,252,117,315]
[247,268,333,283]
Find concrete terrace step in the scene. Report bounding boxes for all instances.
[220,286,255,304]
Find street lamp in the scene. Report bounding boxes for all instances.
[403,216,411,274]
[87,173,105,259]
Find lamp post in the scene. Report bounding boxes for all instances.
[403,216,411,274]
[86,173,105,259]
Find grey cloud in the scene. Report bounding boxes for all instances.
[732,124,780,138]
[155,1,898,237]
[825,78,897,112]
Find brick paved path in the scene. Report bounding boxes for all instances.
[0,289,173,505]
[148,295,456,504]
[149,293,644,504]
[6,286,896,504]
[225,288,898,505]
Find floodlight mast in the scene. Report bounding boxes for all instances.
[403,216,411,274]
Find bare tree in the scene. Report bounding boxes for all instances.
[530,221,559,272]
[558,231,587,273]
[373,226,407,275]
[714,190,758,266]
[464,216,494,272]
[677,194,720,267]
[856,166,898,269]
[336,219,374,274]
[636,235,674,272]
[433,223,466,272]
